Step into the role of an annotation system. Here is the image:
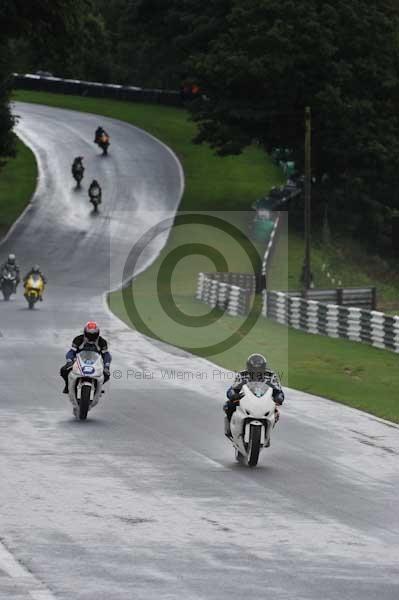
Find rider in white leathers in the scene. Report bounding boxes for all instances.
[224,353,284,437]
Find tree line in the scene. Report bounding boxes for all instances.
[2,0,399,249]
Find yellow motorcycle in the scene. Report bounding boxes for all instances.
[24,274,45,309]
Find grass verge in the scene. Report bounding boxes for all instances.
[0,137,37,238]
[14,90,399,422]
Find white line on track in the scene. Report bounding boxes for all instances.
[0,540,56,599]
[0,542,28,579]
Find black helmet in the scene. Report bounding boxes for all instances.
[32,265,40,273]
[246,353,267,381]
[7,253,16,265]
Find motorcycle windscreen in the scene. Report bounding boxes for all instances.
[78,350,100,365]
[246,381,270,397]
[26,274,43,289]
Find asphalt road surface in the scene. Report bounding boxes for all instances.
[0,102,398,600]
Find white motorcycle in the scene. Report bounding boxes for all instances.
[68,350,104,420]
[227,381,278,467]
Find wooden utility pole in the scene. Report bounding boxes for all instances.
[303,106,312,289]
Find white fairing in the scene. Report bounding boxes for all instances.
[229,382,277,465]
[68,350,104,415]
[90,187,101,199]
[2,271,14,280]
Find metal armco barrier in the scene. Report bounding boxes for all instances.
[196,273,251,316]
[266,291,399,352]
[287,286,377,309]
[196,276,396,352]
[201,272,256,291]
[195,207,389,352]
[13,74,183,107]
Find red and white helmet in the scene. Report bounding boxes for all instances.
[84,321,100,342]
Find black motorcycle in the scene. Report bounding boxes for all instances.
[88,184,102,212]
[72,159,85,187]
[1,268,17,301]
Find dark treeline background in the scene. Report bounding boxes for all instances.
[2,0,399,249]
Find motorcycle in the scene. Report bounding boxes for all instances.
[72,163,84,187]
[89,185,102,212]
[227,381,278,467]
[96,133,110,156]
[68,349,105,420]
[24,273,44,309]
[1,268,17,301]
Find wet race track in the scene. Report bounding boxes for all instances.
[0,103,398,599]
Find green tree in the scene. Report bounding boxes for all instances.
[0,42,15,165]
[114,0,181,87]
[0,0,93,162]
[187,0,399,240]
[108,0,231,87]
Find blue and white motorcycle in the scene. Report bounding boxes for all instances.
[68,350,104,420]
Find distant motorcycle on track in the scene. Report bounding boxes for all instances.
[72,156,85,187]
[94,128,110,156]
[88,180,102,212]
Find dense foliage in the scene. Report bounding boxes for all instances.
[187,1,399,246]
[0,0,93,162]
[2,0,399,247]
[0,42,15,165]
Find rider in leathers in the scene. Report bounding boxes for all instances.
[1,254,20,290]
[23,265,47,300]
[88,179,102,203]
[60,321,111,394]
[224,353,284,437]
[23,265,47,284]
[71,156,84,179]
[94,126,108,144]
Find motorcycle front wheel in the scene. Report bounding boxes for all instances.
[2,283,13,301]
[248,426,261,467]
[79,386,91,420]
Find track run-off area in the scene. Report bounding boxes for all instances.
[0,103,398,600]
